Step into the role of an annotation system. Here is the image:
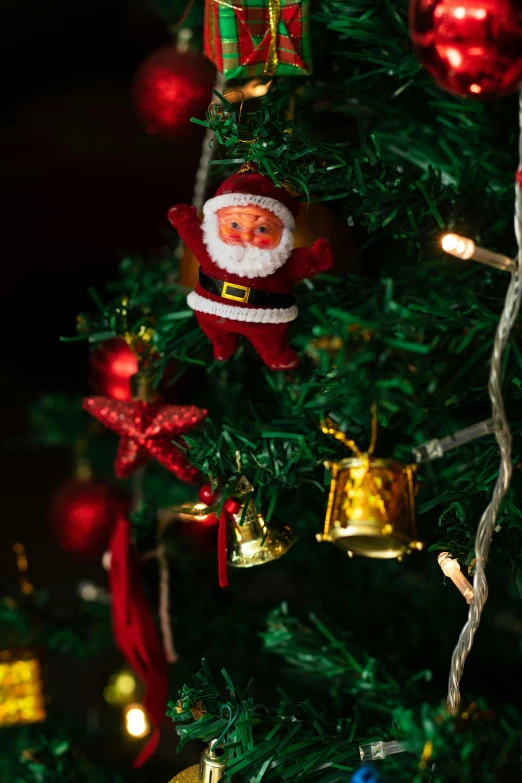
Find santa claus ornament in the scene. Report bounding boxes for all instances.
[168,170,333,370]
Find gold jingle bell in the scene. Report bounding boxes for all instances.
[227,499,296,568]
[319,456,422,559]
[169,741,229,783]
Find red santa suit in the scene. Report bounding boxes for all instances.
[168,171,333,370]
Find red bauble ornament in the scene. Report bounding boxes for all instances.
[50,478,123,559]
[88,339,138,401]
[410,0,522,98]
[132,47,216,140]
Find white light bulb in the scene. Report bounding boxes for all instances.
[125,705,149,738]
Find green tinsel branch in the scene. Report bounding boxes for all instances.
[167,614,522,783]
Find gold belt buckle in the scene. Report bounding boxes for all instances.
[222,281,250,303]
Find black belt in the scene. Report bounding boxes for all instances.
[199,270,295,309]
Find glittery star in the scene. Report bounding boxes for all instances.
[83,397,207,481]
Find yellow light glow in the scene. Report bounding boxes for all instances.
[194,502,210,521]
[125,705,150,739]
[103,685,118,705]
[114,672,136,696]
[469,83,482,94]
[228,79,272,102]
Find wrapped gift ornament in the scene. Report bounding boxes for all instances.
[204,0,312,79]
[0,650,46,727]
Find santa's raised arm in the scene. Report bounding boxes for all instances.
[168,170,333,371]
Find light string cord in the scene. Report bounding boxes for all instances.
[157,542,179,663]
[446,88,522,714]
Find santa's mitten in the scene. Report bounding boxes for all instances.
[311,237,334,273]
[167,204,198,232]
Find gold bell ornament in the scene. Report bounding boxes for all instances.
[191,478,296,587]
[318,413,423,560]
[169,741,230,783]
[227,493,296,568]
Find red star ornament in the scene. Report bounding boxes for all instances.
[83,397,207,481]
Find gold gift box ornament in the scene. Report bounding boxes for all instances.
[318,414,423,560]
[0,650,46,727]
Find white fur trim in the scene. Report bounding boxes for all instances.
[187,291,298,324]
[203,193,296,230]
[202,211,294,278]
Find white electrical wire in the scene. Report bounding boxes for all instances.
[446,88,522,714]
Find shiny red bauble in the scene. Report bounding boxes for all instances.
[132,48,216,140]
[410,0,522,98]
[50,478,124,559]
[88,339,138,401]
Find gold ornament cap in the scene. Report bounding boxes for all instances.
[168,742,229,783]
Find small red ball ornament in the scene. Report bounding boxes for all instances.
[88,339,138,401]
[198,483,219,505]
[50,478,124,559]
[409,0,522,98]
[132,47,216,140]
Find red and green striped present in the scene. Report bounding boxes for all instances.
[204,0,312,79]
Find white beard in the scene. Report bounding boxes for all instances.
[201,211,294,279]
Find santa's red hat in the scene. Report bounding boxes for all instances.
[202,170,298,230]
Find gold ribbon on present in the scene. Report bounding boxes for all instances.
[265,0,282,76]
[320,408,388,537]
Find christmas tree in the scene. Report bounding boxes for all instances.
[3,0,522,781]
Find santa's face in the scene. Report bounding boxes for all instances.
[216,205,284,249]
[202,202,294,279]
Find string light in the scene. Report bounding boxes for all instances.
[359,740,408,761]
[444,91,522,715]
[438,552,475,604]
[228,80,272,101]
[124,704,150,738]
[441,233,514,271]
[412,418,495,462]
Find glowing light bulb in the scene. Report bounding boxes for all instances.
[441,233,513,270]
[228,79,272,101]
[125,705,149,738]
[194,502,211,521]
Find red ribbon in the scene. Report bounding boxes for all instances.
[218,507,229,588]
[199,484,240,589]
[109,514,168,768]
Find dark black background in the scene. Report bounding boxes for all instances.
[0,0,205,772]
